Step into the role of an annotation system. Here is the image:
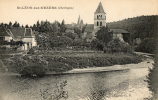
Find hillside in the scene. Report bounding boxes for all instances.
[107,15,158,40]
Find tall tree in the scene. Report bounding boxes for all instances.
[96,26,112,45]
[60,19,66,33]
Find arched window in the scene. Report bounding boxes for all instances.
[100,15,102,18]
[100,22,102,26]
[97,21,99,26]
[97,15,99,19]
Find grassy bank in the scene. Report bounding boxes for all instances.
[3,51,142,77]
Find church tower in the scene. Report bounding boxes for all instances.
[94,2,106,30]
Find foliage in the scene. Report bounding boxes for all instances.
[74,27,82,38]
[104,39,133,53]
[147,38,158,99]
[90,39,104,50]
[4,52,142,77]
[50,36,73,47]
[108,15,158,40]
[96,26,113,45]
[35,32,51,49]
[20,65,46,77]
[135,38,157,54]
[64,32,77,40]
[48,61,72,72]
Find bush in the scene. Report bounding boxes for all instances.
[20,65,46,77]
[91,39,104,50]
[50,36,73,47]
[64,32,77,40]
[135,38,157,54]
[48,61,72,72]
[104,39,133,53]
[96,27,113,45]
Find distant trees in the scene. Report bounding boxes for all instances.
[13,21,20,27]
[50,36,73,47]
[108,15,158,40]
[135,38,157,54]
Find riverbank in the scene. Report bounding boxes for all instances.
[0,51,145,76]
[46,57,154,75]
[0,57,153,77]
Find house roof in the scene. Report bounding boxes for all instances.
[95,2,105,14]
[9,27,34,39]
[10,27,25,38]
[0,27,10,36]
[110,29,130,34]
[85,24,94,33]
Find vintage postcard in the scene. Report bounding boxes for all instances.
[0,0,158,100]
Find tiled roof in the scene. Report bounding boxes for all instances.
[0,27,10,36]
[95,2,105,14]
[9,27,34,39]
[10,27,25,38]
[110,29,130,34]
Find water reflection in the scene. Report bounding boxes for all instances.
[40,80,68,100]
[0,66,151,100]
[88,73,107,100]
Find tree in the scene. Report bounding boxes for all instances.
[25,24,29,28]
[13,21,20,27]
[50,36,73,47]
[8,22,12,29]
[135,38,157,54]
[104,39,133,53]
[74,27,82,38]
[96,26,112,45]
[60,19,66,33]
[64,32,76,40]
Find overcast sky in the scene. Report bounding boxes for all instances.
[0,0,157,25]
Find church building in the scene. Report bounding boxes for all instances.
[83,2,130,43]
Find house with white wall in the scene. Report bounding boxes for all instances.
[0,27,37,50]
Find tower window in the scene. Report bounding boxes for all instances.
[100,22,102,26]
[100,15,102,18]
[97,21,99,26]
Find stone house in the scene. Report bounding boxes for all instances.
[0,27,37,50]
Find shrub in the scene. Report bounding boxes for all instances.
[91,39,104,50]
[64,32,77,40]
[20,65,46,77]
[104,39,133,53]
[48,61,72,72]
[50,36,73,47]
[135,38,157,54]
[96,27,113,45]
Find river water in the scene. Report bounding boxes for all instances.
[0,59,153,100]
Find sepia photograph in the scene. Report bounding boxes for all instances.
[0,0,158,100]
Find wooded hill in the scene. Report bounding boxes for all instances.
[107,15,158,40]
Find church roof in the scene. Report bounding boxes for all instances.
[95,2,105,14]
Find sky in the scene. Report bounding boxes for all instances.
[0,0,157,25]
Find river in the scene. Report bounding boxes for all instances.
[0,59,154,100]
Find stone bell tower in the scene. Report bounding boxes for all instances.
[94,2,106,30]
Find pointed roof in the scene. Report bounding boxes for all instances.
[0,27,10,36]
[95,2,105,14]
[77,15,80,24]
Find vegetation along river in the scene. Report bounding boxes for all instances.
[0,58,154,100]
